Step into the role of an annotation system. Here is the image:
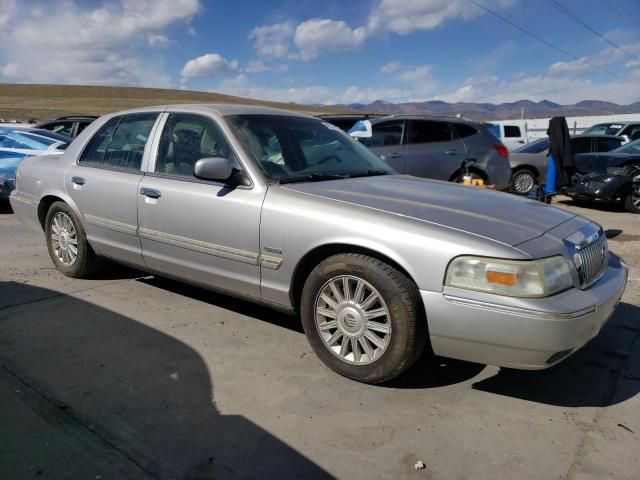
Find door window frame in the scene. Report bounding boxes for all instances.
[76,112,163,174]
[145,112,253,189]
[407,119,455,145]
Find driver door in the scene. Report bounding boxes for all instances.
[137,111,265,298]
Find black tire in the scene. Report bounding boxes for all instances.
[510,168,536,195]
[624,185,640,213]
[300,254,427,384]
[45,201,100,278]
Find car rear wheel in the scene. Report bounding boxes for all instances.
[511,168,536,194]
[624,183,640,213]
[300,254,427,383]
[45,201,100,277]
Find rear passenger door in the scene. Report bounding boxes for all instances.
[358,120,407,172]
[404,120,466,180]
[66,113,160,266]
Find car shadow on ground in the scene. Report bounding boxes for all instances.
[138,274,640,405]
[0,281,331,480]
[472,302,640,407]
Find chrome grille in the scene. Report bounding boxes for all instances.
[574,231,608,289]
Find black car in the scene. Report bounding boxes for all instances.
[565,139,640,213]
[35,115,98,139]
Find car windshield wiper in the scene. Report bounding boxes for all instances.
[277,173,349,184]
[347,169,391,178]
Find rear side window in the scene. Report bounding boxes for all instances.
[504,126,521,138]
[571,137,591,154]
[359,120,405,147]
[80,113,158,171]
[408,120,452,143]
[452,123,477,138]
[595,137,623,152]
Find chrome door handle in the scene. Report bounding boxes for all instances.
[140,188,161,199]
[71,176,85,185]
[389,152,403,159]
[445,150,460,155]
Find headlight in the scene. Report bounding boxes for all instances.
[445,256,573,298]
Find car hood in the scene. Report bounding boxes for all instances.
[282,175,575,247]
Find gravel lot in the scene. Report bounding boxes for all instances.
[1,198,639,480]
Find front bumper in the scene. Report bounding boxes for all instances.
[422,255,628,369]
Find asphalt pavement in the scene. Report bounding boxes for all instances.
[1,197,639,480]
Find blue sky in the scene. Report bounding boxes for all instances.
[1,0,640,105]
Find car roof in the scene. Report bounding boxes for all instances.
[113,103,314,119]
[368,114,473,124]
[572,134,623,140]
[591,121,640,126]
[3,127,71,143]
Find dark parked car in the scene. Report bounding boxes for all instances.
[317,113,384,132]
[349,115,511,189]
[509,135,624,194]
[35,115,98,139]
[566,139,640,212]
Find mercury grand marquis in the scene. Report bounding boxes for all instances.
[10,105,628,383]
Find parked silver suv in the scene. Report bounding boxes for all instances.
[349,115,511,189]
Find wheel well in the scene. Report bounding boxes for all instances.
[37,195,65,230]
[448,167,487,182]
[290,244,417,311]
[512,165,539,176]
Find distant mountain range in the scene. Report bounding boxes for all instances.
[328,99,640,121]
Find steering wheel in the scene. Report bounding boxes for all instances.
[317,154,342,165]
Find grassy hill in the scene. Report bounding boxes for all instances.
[0,83,351,122]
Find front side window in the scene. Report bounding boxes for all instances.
[358,120,405,147]
[230,115,394,181]
[595,137,623,152]
[408,120,452,144]
[79,113,158,171]
[514,138,548,154]
[504,126,521,138]
[155,113,238,178]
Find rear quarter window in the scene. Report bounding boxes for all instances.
[452,123,478,138]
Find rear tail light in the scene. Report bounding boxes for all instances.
[492,143,509,158]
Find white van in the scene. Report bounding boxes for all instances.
[489,122,528,151]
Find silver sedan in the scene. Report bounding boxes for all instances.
[10,104,628,383]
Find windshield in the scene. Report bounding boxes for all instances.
[583,123,623,136]
[229,115,395,181]
[513,138,549,153]
[613,138,640,154]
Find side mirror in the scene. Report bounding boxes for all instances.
[194,157,233,182]
[621,135,630,144]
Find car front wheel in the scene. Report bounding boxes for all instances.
[300,254,427,383]
[625,183,640,213]
[511,168,536,194]
[45,201,99,277]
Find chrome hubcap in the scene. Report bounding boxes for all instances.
[51,212,78,266]
[514,172,534,193]
[314,275,391,365]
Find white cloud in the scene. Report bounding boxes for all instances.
[249,22,295,59]
[548,42,640,76]
[180,53,239,81]
[293,19,367,60]
[367,0,515,35]
[0,0,200,86]
[243,60,288,73]
[147,33,173,47]
[437,71,640,105]
[380,61,401,74]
